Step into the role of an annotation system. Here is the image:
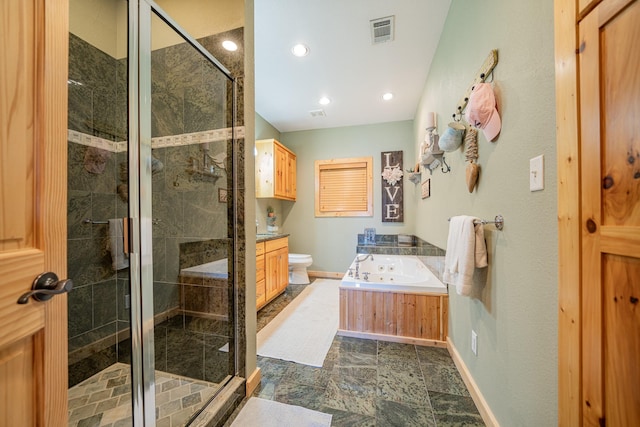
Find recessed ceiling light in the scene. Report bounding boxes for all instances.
[291,43,310,57]
[319,97,331,106]
[382,92,394,101]
[222,40,238,51]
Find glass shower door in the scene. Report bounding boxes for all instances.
[67,1,134,425]
[143,6,237,425]
[67,0,239,425]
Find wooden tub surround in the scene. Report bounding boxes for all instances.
[338,289,448,346]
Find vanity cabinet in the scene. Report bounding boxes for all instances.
[256,236,289,310]
[255,139,297,201]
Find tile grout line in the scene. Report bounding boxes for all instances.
[414,344,439,426]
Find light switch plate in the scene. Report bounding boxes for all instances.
[530,155,544,191]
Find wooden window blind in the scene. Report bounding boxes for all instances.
[315,157,373,217]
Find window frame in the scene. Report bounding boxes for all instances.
[314,156,373,217]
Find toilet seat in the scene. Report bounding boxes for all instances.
[289,253,312,264]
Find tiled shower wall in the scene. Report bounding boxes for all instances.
[67,32,129,386]
[67,28,246,386]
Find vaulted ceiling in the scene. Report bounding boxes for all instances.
[255,1,452,132]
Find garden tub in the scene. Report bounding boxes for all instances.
[339,254,448,346]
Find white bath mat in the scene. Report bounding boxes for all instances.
[257,279,340,367]
[230,397,332,427]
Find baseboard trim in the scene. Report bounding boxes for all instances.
[447,337,500,427]
[337,329,447,348]
[308,270,343,279]
[245,367,261,397]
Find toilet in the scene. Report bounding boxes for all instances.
[288,253,313,284]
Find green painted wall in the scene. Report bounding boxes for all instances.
[413,0,557,425]
[280,121,416,272]
[256,112,280,140]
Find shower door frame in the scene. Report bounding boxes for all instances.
[127,1,239,424]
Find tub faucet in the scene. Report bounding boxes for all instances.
[354,254,373,279]
[356,253,374,262]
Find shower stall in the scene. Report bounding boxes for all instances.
[66,1,245,425]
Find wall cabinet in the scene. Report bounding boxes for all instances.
[256,237,289,310]
[255,139,297,201]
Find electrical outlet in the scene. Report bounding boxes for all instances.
[530,155,544,191]
[471,330,478,356]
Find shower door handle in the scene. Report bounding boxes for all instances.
[17,272,74,304]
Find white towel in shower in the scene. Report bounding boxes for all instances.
[108,218,129,271]
[443,216,488,296]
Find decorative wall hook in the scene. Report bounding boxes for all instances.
[453,50,498,117]
[441,156,451,174]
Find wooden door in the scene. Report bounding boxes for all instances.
[0,0,68,425]
[579,0,640,425]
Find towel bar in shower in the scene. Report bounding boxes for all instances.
[448,214,504,231]
[83,218,161,225]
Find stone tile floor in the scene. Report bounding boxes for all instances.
[68,280,484,426]
[67,363,218,427]
[225,280,486,427]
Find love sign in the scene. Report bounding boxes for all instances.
[381,151,404,222]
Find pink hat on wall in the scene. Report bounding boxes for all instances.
[464,83,501,141]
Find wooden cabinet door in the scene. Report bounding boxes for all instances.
[0,0,68,425]
[274,144,287,199]
[287,152,297,200]
[264,240,289,301]
[579,1,640,425]
[274,246,289,292]
[265,250,280,301]
[256,253,266,308]
[256,279,266,308]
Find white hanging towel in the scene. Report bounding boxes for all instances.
[443,216,488,296]
[108,218,130,271]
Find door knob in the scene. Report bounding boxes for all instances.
[17,272,73,304]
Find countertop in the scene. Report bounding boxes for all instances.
[256,233,290,243]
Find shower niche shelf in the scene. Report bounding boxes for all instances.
[186,156,223,182]
[186,167,222,181]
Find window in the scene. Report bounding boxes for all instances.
[315,157,373,217]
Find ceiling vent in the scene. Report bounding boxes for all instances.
[309,109,326,118]
[370,15,394,44]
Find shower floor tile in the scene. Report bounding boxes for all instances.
[68,362,219,427]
